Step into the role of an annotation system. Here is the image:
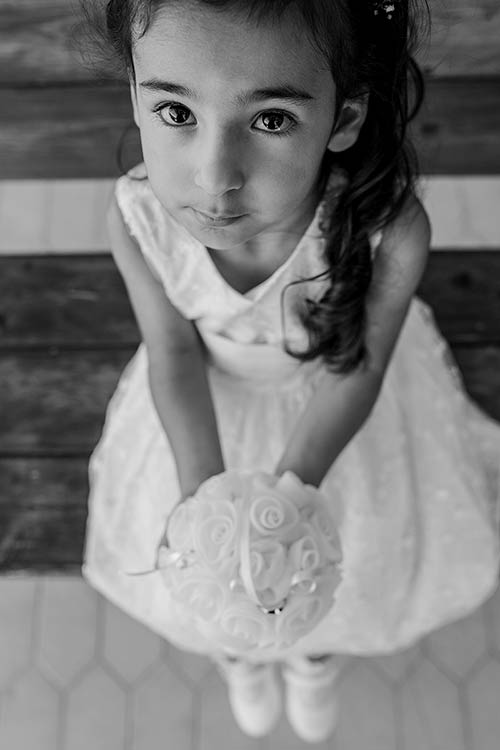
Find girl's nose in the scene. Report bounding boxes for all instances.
[193,130,244,197]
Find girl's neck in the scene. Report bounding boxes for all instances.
[205,178,324,296]
[209,170,324,264]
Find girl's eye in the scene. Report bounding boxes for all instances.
[153,104,295,135]
[253,111,295,135]
[157,103,195,126]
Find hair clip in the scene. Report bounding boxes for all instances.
[373,1,396,19]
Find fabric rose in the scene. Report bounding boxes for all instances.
[289,530,323,577]
[193,499,239,566]
[309,506,343,562]
[160,568,227,623]
[219,601,273,650]
[135,469,344,654]
[165,500,196,550]
[249,491,300,537]
[276,567,343,646]
[275,592,326,646]
[249,538,291,604]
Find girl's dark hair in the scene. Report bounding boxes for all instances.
[80,0,430,374]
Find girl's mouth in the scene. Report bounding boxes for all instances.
[190,208,245,228]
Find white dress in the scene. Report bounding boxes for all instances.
[82,163,500,661]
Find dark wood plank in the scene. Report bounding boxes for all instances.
[0,349,135,456]
[412,78,500,175]
[0,0,95,85]
[1,252,499,348]
[417,251,500,345]
[0,458,88,572]
[1,340,500,573]
[1,0,500,82]
[1,344,499,460]
[424,0,500,76]
[0,84,141,179]
[0,254,139,348]
[453,347,500,422]
[2,79,500,177]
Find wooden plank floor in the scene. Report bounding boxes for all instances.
[1,6,499,750]
[1,79,500,178]
[1,251,499,571]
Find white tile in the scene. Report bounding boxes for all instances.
[132,661,194,750]
[398,684,429,750]
[0,668,60,750]
[65,666,127,750]
[483,579,500,654]
[400,658,465,750]
[36,577,98,688]
[372,642,422,684]
[0,578,36,689]
[467,660,500,750]
[2,573,500,749]
[103,599,162,683]
[271,710,330,750]
[335,659,397,750]
[425,604,489,679]
[167,646,213,688]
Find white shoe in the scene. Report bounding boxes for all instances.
[214,655,282,737]
[282,655,340,743]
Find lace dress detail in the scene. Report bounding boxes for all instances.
[82,163,500,660]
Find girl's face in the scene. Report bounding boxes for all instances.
[130,1,354,253]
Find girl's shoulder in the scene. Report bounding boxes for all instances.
[115,162,152,209]
[114,162,172,245]
[123,162,148,180]
[113,163,192,287]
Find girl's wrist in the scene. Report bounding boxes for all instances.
[178,460,225,500]
[274,459,322,488]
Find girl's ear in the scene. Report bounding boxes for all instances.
[327,94,369,153]
[129,79,140,128]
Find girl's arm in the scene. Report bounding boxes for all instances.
[275,197,431,487]
[107,196,225,499]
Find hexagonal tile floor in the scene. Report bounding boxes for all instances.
[1,574,500,749]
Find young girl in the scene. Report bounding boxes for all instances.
[81,0,500,742]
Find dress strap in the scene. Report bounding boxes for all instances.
[113,164,197,300]
[114,166,165,282]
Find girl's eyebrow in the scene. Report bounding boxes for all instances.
[139,78,315,106]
